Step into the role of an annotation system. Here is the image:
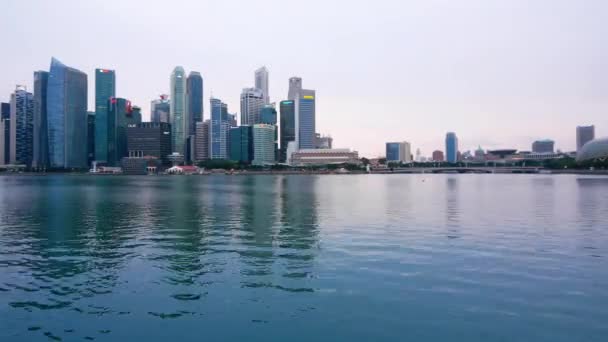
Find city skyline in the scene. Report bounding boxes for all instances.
[1,0,607,157]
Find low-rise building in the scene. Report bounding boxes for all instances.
[290,148,360,166]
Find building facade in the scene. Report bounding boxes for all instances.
[127,122,172,165]
[0,103,9,164]
[290,149,360,166]
[252,124,276,166]
[87,111,95,166]
[210,98,231,159]
[279,100,296,162]
[315,133,333,149]
[576,125,595,152]
[229,126,253,163]
[386,141,412,163]
[532,139,555,153]
[432,150,445,162]
[10,86,34,166]
[296,90,316,149]
[170,66,187,156]
[151,95,170,123]
[445,132,459,163]
[33,71,49,168]
[94,68,116,163]
[195,120,210,161]
[107,98,141,166]
[240,87,264,125]
[255,66,269,104]
[187,71,203,135]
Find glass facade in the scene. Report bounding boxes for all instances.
[279,100,295,162]
[229,126,253,163]
[33,71,49,168]
[210,98,230,159]
[386,143,400,162]
[107,98,138,166]
[10,87,34,166]
[170,66,187,156]
[297,95,315,149]
[151,96,170,123]
[445,132,458,163]
[260,104,277,125]
[1,103,9,164]
[187,72,203,135]
[95,68,116,163]
[252,124,276,166]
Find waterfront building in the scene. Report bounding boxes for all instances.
[0,103,9,164]
[445,132,459,163]
[576,125,595,152]
[432,150,444,162]
[576,137,608,162]
[187,71,203,135]
[33,71,49,168]
[194,120,210,161]
[295,88,316,150]
[9,86,34,166]
[47,58,88,169]
[87,111,95,166]
[252,124,276,166]
[386,141,412,163]
[315,133,333,149]
[240,87,264,125]
[107,98,138,166]
[94,68,116,163]
[127,122,172,165]
[170,66,187,156]
[532,139,555,153]
[279,100,296,162]
[210,98,231,159]
[290,148,360,166]
[255,66,270,104]
[229,126,253,163]
[151,95,170,123]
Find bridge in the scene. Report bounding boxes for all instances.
[372,167,542,174]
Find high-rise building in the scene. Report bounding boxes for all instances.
[432,150,445,162]
[252,124,276,166]
[187,71,203,135]
[94,68,116,163]
[279,100,296,162]
[33,71,49,168]
[127,122,172,165]
[386,141,412,163]
[260,104,277,124]
[87,112,95,166]
[288,77,302,100]
[296,89,316,149]
[107,98,139,166]
[532,139,555,153]
[9,86,34,166]
[194,120,210,162]
[47,58,88,169]
[0,103,9,164]
[170,66,187,156]
[576,125,595,152]
[229,126,253,163]
[445,132,459,163]
[255,66,269,104]
[210,98,231,159]
[151,95,170,123]
[315,133,333,149]
[240,87,264,125]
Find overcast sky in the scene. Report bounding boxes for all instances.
[1,0,606,157]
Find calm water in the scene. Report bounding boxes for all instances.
[1,174,607,341]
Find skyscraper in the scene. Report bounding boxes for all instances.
[186,71,203,135]
[194,120,210,162]
[288,77,302,101]
[94,68,116,163]
[445,132,458,163]
[87,111,95,166]
[0,103,9,164]
[210,98,231,159]
[432,150,445,162]
[170,66,187,156]
[576,125,595,152]
[255,66,269,104]
[127,122,172,165]
[296,89,316,149]
[386,142,412,163]
[10,86,34,166]
[240,87,264,125]
[33,71,49,168]
[151,95,170,123]
[252,124,276,166]
[107,98,139,166]
[229,126,253,163]
[279,100,296,162]
[260,104,277,125]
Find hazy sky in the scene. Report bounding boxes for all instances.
[1,0,606,157]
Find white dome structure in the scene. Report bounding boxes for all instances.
[576,138,608,162]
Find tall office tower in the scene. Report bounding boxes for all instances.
[432,150,445,162]
[279,100,295,162]
[187,71,203,135]
[260,104,277,124]
[170,66,187,155]
[0,103,9,164]
[0,119,4,165]
[9,86,34,166]
[445,132,459,163]
[255,66,269,104]
[227,113,238,127]
[295,89,316,149]
[532,139,555,153]
[33,71,49,168]
[195,120,210,162]
[386,142,412,163]
[127,122,172,165]
[240,87,264,125]
[87,111,95,166]
[94,68,116,163]
[131,106,143,124]
[576,125,595,151]
[47,58,88,169]
[288,77,302,100]
[252,124,276,166]
[229,126,253,163]
[107,98,138,166]
[151,94,170,123]
[210,98,231,159]
[315,133,333,149]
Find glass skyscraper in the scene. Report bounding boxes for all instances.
[33,71,49,168]
[0,103,9,164]
[107,98,140,166]
[170,66,187,156]
[279,100,295,162]
[229,126,253,163]
[94,68,116,163]
[297,90,316,149]
[210,98,230,159]
[151,95,170,123]
[252,124,276,166]
[445,132,459,163]
[10,86,34,166]
[47,58,88,169]
[576,125,595,152]
[255,66,269,104]
[240,87,264,125]
[187,71,203,136]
